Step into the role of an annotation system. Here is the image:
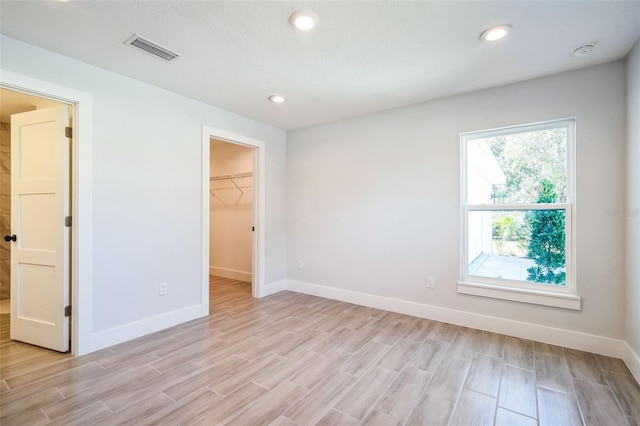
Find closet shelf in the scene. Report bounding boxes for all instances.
[209,172,252,205]
[210,172,252,182]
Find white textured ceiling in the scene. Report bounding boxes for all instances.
[1,1,639,130]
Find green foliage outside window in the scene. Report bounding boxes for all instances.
[525,180,566,285]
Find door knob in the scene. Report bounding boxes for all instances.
[3,235,16,242]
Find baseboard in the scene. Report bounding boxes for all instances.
[623,342,640,383]
[261,280,286,297]
[90,304,203,352]
[210,266,252,283]
[285,280,625,358]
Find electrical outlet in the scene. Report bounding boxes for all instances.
[427,276,434,289]
[298,260,304,270]
[159,282,168,296]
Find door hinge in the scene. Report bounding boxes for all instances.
[65,127,72,138]
[65,216,72,227]
[64,305,71,317]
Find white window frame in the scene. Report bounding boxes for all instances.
[458,118,580,310]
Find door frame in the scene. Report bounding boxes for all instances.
[201,126,265,312]
[1,70,93,355]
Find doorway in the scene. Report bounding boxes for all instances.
[209,139,255,296]
[0,88,72,352]
[201,126,266,313]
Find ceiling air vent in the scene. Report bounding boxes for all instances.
[124,34,181,63]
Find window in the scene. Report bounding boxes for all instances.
[459,119,579,310]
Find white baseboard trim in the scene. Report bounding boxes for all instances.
[623,342,640,383]
[210,266,252,283]
[286,280,625,358]
[261,280,286,298]
[90,304,203,352]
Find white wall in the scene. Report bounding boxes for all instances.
[0,35,287,339]
[209,140,253,281]
[626,40,640,359]
[287,61,626,341]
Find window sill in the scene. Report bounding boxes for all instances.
[457,281,581,310]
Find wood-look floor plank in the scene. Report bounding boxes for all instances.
[564,348,607,385]
[376,338,420,372]
[447,327,482,360]
[498,364,537,419]
[341,341,390,377]
[448,389,496,426]
[375,367,431,420]
[335,366,397,420]
[284,371,358,425]
[573,378,628,426]
[209,351,283,396]
[628,416,640,426]
[252,349,321,390]
[373,320,412,346]
[48,400,112,426]
[310,327,356,354]
[361,409,403,426]
[534,341,564,357]
[403,318,435,343]
[594,354,632,375]
[464,354,502,398]
[227,380,307,426]
[407,338,448,372]
[603,370,640,418]
[268,415,300,426]
[537,387,583,426]
[0,387,63,420]
[0,407,50,426]
[423,356,470,402]
[316,409,360,426]
[94,392,175,426]
[476,330,505,358]
[135,388,222,426]
[291,348,353,389]
[44,365,159,420]
[494,407,537,426]
[337,326,381,353]
[503,336,534,370]
[161,355,248,401]
[190,381,269,425]
[535,352,573,394]
[404,393,454,426]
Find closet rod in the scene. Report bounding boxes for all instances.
[210,171,252,182]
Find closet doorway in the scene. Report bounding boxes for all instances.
[209,138,255,297]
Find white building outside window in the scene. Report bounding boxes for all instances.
[459,118,579,310]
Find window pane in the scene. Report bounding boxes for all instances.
[467,210,566,286]
[467,128,567,204]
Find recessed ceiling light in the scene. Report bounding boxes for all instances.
[479,25,512,42]
[268,95,285,103]
[289,10,318,31]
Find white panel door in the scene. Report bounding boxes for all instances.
[9,106,70,352]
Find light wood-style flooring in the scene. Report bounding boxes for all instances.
[1,276,639,425]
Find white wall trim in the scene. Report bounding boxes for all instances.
[262,280,286,297]
[286,279,625,358]
[623,342,640,384]
[201,126,267,312]
[0,69,93,356]
[90,304,201,352]
[209,266,252,283]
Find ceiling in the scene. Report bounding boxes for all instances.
[1,1,639,131]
